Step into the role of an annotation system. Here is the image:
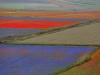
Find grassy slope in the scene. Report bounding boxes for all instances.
[58,48,100,75]
[15,20,100,46]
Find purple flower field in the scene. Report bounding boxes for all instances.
[0,45,95,75]
[0,28,42,37]
[0,16,92,22]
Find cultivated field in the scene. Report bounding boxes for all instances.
[0,45,95,75]
[0,19,79,29]
[0,10,100,29]
[15,21,100,45]
[0,28,42,37]
[0,11,100,19]
[58,48,100,75]
[0,0,100,75]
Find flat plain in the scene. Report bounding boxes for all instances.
[0,0,100,75]
[15,21,100,46]
[0,45,96,75]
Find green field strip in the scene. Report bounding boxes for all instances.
[56,0,100,10]
[57,0,95,7]
[0,3,67,10]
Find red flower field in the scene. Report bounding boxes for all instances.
[0,19,79,29]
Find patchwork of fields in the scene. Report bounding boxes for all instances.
[0,0,100,11]
[0,0,100,75]
[59,48,100,75]
[0,10,100,29]
[15,21,100,45]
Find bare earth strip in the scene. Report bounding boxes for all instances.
[15,22,100,45]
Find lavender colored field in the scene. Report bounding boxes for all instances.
[0,45,95,75]
[0,16,92,22]
[0,28,42,37]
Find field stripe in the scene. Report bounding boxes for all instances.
[0,19,79,28]
[48,0,84,9]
